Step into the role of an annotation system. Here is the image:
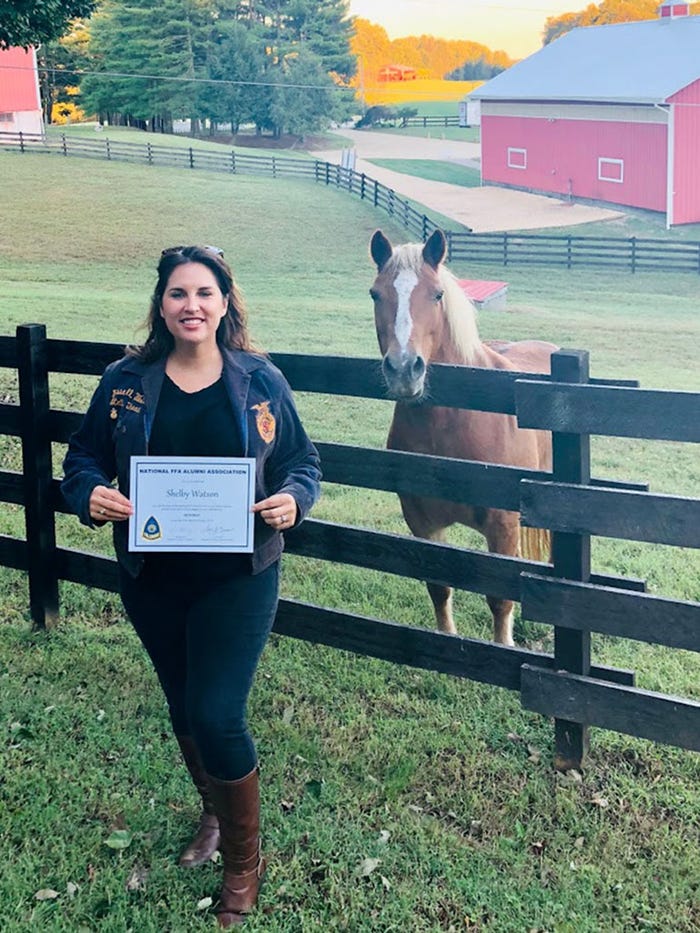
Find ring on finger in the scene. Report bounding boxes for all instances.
[99,507,106,515]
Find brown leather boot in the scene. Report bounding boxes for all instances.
[175,735,221,868]
[207,768,266,928]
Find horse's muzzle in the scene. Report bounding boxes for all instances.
[382,352,427,400]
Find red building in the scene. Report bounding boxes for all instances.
[468,1,700,226]
[0,46,43,135]
[378,64,417,82]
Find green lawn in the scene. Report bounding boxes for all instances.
[368,159,481,187]
[47,123,316,159]
[371,124,480,143]
[1,150,699,932]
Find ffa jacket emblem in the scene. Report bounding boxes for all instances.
[252,401,276,444]
[141,516,162,541]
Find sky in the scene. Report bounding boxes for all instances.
[347,0,581,59]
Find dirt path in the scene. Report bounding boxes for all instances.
[315,129,622,234]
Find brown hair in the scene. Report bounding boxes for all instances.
[128,246,262,361]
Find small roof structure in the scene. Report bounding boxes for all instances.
[468,15,700,104]
[457,279,508,311]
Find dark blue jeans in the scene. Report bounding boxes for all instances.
[120,560,279,780]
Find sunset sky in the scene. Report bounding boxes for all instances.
[347,0,580,58]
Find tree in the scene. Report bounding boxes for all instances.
[198,18,268,133]
[0,0,98,49]
[446,54,507,81]
[36,18,91,124]
[80,0,214,132]
[269,48,338,136]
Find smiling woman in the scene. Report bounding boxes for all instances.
[59,243,321,928]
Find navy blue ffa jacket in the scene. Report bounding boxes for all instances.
[61,348,322,578]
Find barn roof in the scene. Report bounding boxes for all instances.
[469,15,700,105]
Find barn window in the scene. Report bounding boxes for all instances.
[598,157,624,184]
[0,112,14,123]
[507,147,527,169]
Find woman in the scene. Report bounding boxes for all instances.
[61,245,321,928]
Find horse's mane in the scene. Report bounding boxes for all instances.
[386,243,481,365]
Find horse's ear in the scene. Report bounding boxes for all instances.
[370,230,393,270]
[422,229,447,269]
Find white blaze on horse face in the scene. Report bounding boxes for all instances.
[392,269,418,354]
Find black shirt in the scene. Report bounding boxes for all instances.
[146,374,251,580]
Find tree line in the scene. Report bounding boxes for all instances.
[542,0,700,43]
[36,0,357,138]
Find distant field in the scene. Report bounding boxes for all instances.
[362,78,480,107]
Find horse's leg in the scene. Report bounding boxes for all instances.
[399,497,457,635]
[482,509,521,647]
[427,578,456,635]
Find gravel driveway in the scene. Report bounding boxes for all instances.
[316,129,622,234]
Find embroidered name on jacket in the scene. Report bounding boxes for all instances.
[110,387,145,419]
[251,401,276,444]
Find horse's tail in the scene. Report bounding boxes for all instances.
[519,525,551,563]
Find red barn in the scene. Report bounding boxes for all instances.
[468,1,700,226]
[378,64,417,82]
[0,46,43,135]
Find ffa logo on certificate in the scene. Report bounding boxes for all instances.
[141,516,162,540]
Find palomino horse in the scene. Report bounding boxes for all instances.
[369,228,557,646]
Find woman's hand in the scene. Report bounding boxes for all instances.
[252,493,298,530]
[89,485,134,523]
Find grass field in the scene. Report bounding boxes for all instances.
[368,160,481,187]
[1,150,699,932]
[362,80,480,108]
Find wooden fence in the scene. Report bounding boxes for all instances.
[3,131,700,274]
[1,324,699,769]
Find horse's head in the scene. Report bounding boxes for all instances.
[369,228,448,400]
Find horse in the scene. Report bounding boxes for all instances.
[369,228,557,646]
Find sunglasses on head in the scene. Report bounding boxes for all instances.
[161,245,224,258]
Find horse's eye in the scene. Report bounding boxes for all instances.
[435,291,444,302]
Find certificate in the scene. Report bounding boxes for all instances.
[128,456,256,552]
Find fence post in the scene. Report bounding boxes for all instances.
[19,131,24,153]
[549,349,592,771]
[272,156,277,178]
[630,236,637,274]
[147,142,152,165]
[16,324,59,629]
[445,231,453,262]
[503,233,508,266]
[567,235,572,270]
[373,180,378,206]
[106,138,111,161]
[325,162,330,186]
[189,147,194,169]
[360,173,366,200]
[422,215,428,242]
[231,150,236,173]
[61,134,67,156]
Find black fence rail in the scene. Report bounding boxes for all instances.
[3,131,700,274]
[449,230,700,273]
[1,325,699,770]
[5,133,700,274]
[400,115,461,127]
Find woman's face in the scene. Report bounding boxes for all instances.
[160,261,228,351]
